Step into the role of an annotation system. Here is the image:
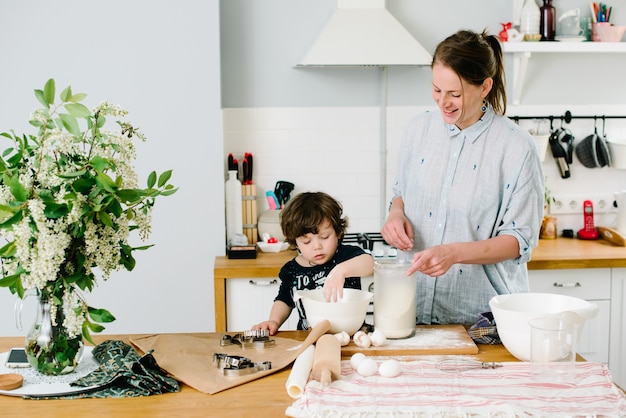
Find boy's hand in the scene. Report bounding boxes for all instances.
[252,320,280,336]
[322,271,345,302]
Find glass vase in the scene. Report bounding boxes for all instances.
[22,291,84,375]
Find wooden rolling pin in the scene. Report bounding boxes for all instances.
[311,334,341,386]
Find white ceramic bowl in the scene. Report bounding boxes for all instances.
[489,293,598,361]
[297,288,373,335]
[257,241,289,253]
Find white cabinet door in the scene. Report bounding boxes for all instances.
[609,268,626,389]
[226,278,298,332]
[528,268,611,364]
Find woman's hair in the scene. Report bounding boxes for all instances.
[280,191,348,246]
[432,29,506,115]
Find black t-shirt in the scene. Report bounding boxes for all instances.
[275,244,367,330]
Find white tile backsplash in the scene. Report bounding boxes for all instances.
[224,105,626,236]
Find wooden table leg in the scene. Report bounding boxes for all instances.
[214,276,227,332]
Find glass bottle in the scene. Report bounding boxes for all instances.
[225,170,243,243]
[540,0,556,41]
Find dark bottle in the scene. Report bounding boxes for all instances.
[540,0,555,41]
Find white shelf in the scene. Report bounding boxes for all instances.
[503,41,626,104]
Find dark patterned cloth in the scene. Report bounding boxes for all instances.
[467,311,501,345]
[29,340,179,399]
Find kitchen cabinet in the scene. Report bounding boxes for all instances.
[502,42,626,104]
[610,268,626,389]
[226,278,298,331]
[528,268,611,364]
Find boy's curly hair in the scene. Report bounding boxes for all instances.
[280,192,348,246]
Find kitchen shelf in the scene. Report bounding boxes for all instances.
[502,41,626,104]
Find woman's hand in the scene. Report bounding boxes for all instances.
[381,205,414,251]
[407,245,456,277]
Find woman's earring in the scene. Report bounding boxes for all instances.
[481,100,487,112]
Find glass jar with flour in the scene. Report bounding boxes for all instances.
[373,260,418,339]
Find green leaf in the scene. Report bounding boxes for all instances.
[87,322,105,333]
[0,272,20,288]
[5,174,28,202]
[59,113,80,135]
[43,78,55,105]
[82,322,95,345]
[120,243,136,271]
[147,171,156,188]
[64,103,91,118]
[116,189,143,204]
[157,170,172,187]
[160,187,179,196]
[60,85,72,102]
[58,169,87,179]
[97,210,113,227]
[34,89,48,107]
[68,93,87,103]
[95,171,117,193]
[0,204,17,223]
[43,201,69,219]
[0,210,24,229]
[88,307,116,323]
[90,155,109,172]
[0,241,16,258]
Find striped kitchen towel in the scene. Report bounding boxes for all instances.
[286,359,626,417]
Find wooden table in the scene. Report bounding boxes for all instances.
[213,239,626,332]
[0,331,523,418]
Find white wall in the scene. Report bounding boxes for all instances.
[0,1,224,337]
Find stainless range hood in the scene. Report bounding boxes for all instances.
[296,0,432,67]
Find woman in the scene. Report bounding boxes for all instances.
[381,30,544,325]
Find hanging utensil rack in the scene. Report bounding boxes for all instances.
[509,110,626,124]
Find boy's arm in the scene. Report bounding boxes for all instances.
[323,253,374,302]
[252,300,292,336]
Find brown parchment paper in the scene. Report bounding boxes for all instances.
[129,333,302,394]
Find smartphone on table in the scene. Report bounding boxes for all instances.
[5,348,30,368]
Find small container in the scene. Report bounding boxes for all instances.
[373,260,417,339]
[257,209,285,242]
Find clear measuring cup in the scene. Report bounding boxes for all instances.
[373,260,417,339]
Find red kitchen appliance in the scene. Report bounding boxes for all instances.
[577,200,599,240]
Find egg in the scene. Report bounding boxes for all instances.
[368,329,387,347]
[378,359,401,378]
[333,331,350,346]
[353,330,371,348]
[356,357,378,377]
[350,352,366,370]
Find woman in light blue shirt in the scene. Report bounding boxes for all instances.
[381,30,544,325]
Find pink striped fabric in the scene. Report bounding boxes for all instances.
[286,360,626,417]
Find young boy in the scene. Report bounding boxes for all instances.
[252,192,374,335]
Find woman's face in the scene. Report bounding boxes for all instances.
[431,62,492,130]
[295,220,339,267]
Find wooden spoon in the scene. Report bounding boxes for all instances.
[0,373,24,391]
[293,319,331,357]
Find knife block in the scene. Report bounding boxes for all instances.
[242,184,257,244]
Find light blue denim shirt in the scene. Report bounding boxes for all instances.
[391,106,544,325]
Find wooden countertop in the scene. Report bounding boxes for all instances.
[0,332,522,417]
[213,238,626,332]
[528,237,626,269]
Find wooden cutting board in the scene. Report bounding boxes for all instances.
[341,324,478,356]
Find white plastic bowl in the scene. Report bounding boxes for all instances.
[257,241,289,253]
[489,292,598,361]
[296,288,373,335]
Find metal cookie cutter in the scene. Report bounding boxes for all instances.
[213,353,272,376]
[220,329,276,349]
